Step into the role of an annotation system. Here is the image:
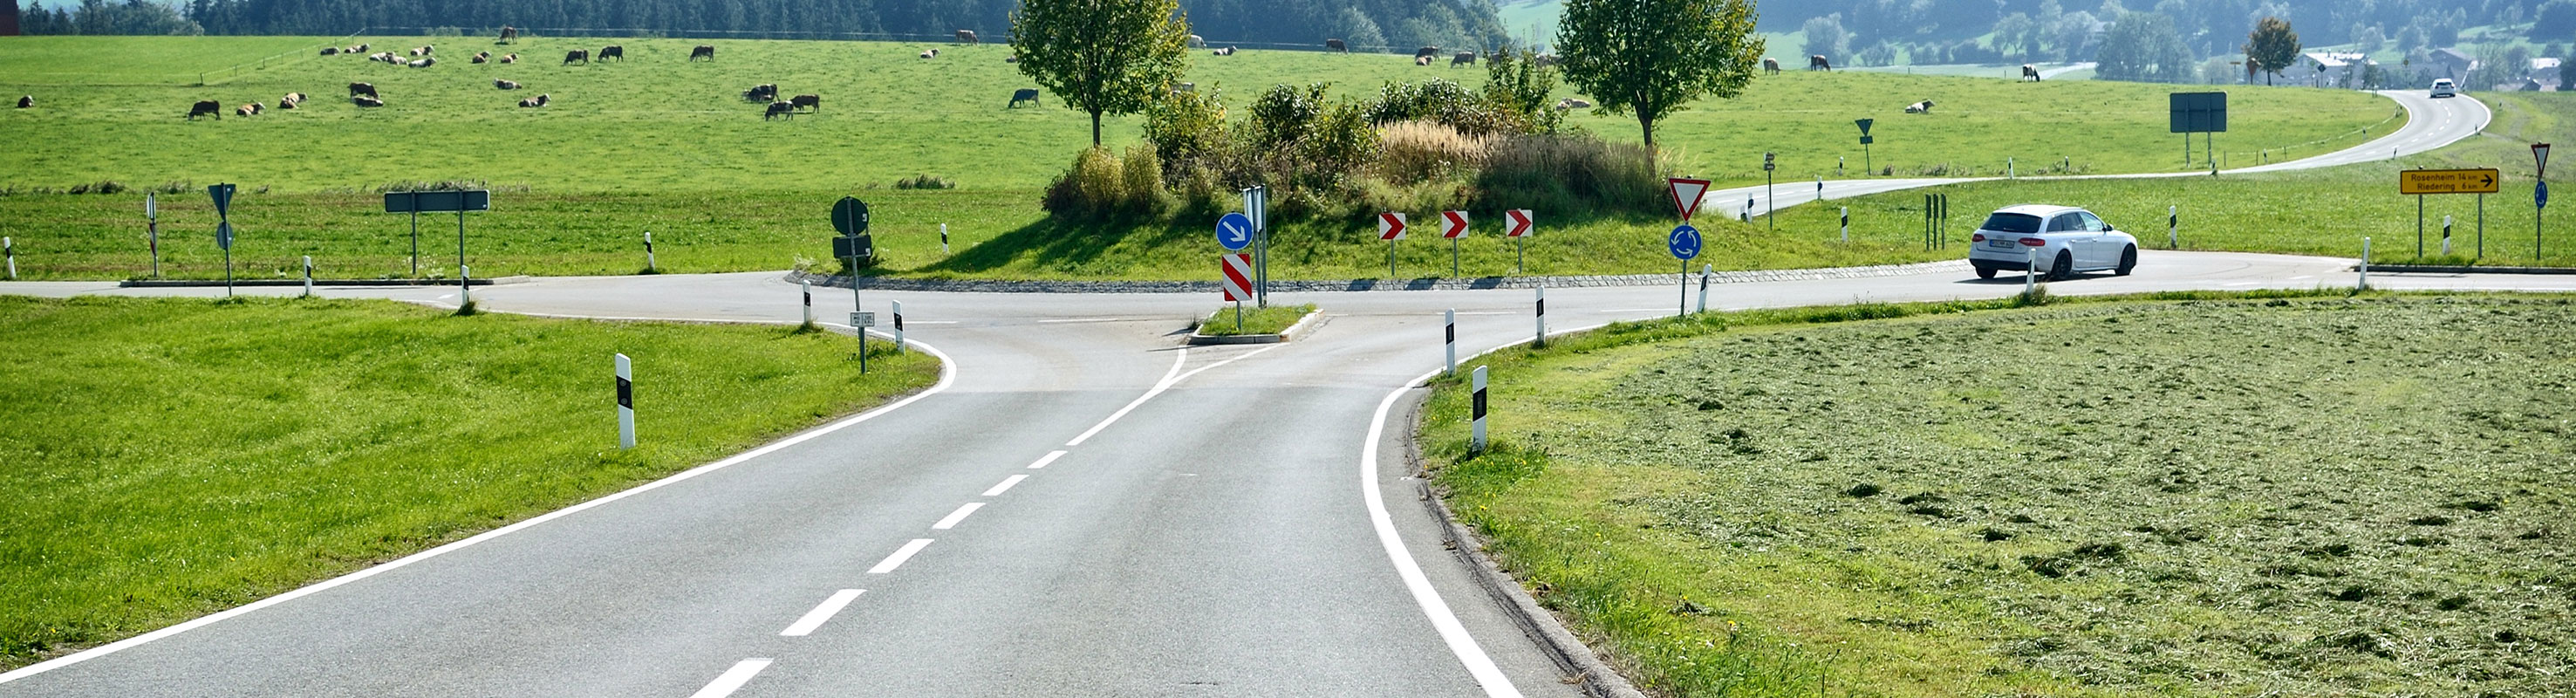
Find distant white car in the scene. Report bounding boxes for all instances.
[1967,204,2138,280]
[2431,79,2457,98]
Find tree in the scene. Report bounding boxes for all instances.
[1555,0,1764,149]
[2244,16,2299,85]
[1801,14,1848,66]
[1992,12,2041,63]
[2538,0,2576,38]
[2560,58,2576,90]
[2095,11,2193,83]
[1010,0,1192,147]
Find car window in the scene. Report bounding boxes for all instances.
[2078,212,2105,231]
[2048,213,2081,232]
[1980,212,2042,234]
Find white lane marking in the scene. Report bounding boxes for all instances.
[932,502,985,530]
[1356,320,1621,698]
[981,474,1029,497]
[869,538,935,574]
[1037,317,1128,323]
[0,334,961,685]
[1065,344,1287,447]
[1027,450,1068,469]
[688,659,774,698]
[778,590,865,637]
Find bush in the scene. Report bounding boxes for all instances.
[1145,86,1228,166]
[894,174,954,189]
[1249,83,1329,150]
[1041,146,1165,218]
[1474,133,1661,214]
[1377,120,1492,184]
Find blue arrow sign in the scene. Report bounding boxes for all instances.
[2539,181,2550,209]
[1215,212,1253,250]
[1668,224,1702,260]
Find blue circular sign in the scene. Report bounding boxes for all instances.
[1215,212,1254,251]
[2539,181,2551,209]
[1668,224,1702,260]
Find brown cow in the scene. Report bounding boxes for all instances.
[597,45,624,62]
[1809,54,1832,71]
[352,95,384,107]
[791,93,820,112]
[519,93,550,108]
[1762,58,1780,75]
[2021,64,2041,81]
[496,25,518,44]
[495,79,522,90]
[1325,38,1347,53]
[502,53,518,64]
[690,45,715,61]
[764,101,795,120]
[236,103,263,117]
[564,49,590,65]
[348,82,378,98]
[15,95,31,109]
[188,99,222,120]
[956,30,978,44]
[472,51,489,64]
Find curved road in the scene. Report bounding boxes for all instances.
[0,94,2550,698]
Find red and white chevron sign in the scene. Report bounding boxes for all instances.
[1505,209,1533,237]
[1377,212,1406,240]
[1220,253,1253,302]
[1441,210,1469,238]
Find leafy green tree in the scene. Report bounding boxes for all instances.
[1011,0,1192,147]
[1481,48,1560,127]
[1555,0,1765,149]
[2244,16,2300,85]
[2559,58,2576,90]
[2098,11,2194,83]
[1992,12,2041,63]
[1801,14,1848,66]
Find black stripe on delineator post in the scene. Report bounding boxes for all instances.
[1472,386,1486,421]
[617,377,632,408]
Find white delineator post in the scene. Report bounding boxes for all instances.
[644,231,656,272]
[801,280,813,325]
[1840,207,1849,243]
[302,256,312,297]
[2168,205,2178,248]
[940,223,950,254]
[2443,215,2453,256]
[1444,309,1456,377]
[1697,264,1712,313]
[892,299,905,353]
[3,236,13,280]
[460,264,472,306]
[615,353,636,449]
[2360,236,2371,289]
[2024,248,2037,294]
[1533,286,1546,347]
[1470,366,1488,453]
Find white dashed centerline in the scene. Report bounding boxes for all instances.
[981,475,1029,497]
[687,659,773,698]
[932,503,985,530]
[778,590,864,637]
[868,538,935,574]
[1027,450,1068,469]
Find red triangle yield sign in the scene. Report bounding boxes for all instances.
[1668,178,1710,222]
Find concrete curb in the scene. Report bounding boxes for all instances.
[789,260,1967,295]
[1184,309,1322,345]
[1398,393,1650,698]
[2357,263,2576,275]
[117,276,530,288]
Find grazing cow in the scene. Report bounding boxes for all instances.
[1415,46,1440,59]
[236,103,262,117]
[1554,98,1592,110]
[1809,54,1831,71]
[2021,64,2040,81]
[1452,51,1474,66]
[321,46,339,56]
[497,26,518,44]
[352,95,384,107]
[349,82,378,98]
[1904,99,1935,113]
[188,99,222,120]
[1415,55,1431,66]
[956,30,978,44]
[408,57,435,68]
[1325,38,1347,53]
[1212,46,1237,57]
[598,45,624,62]
[16,95,31,108]
[564,49,589,65]
[495,79,521,90]
[1762,58,1780,75]
[745,84,778,102]
[764,101,795,120]
[502,53,518,64]
[1188,34,1206,48]
[519,93,550,107]
[690,45,715,61]
[791,93,820,112]
[919,49,940,59]
[1009,88,1041,107]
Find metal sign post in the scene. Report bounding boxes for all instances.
[831,196,874,373]
[146,193,160,277]
[1241,187,1268,307]
[2169,92,2228,168]
[1855,120,1875,175]
[2396,168,2503,259]
[1668,225,1701,317]
[1762,152,1776,235]
[209,183,236,298]
[385,190,492,281]
[2537,143,2552,260]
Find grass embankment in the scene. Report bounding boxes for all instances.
[0,296,937,670]
[1192,303,1315,336]
[0,35,2395,280]
[1423,292,2573,697]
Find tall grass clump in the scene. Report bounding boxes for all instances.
[1377,120,1493,184]
[1042,144,1167,219]
[1475,133,1661,215]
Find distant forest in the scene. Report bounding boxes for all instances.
[12,0,1512,51]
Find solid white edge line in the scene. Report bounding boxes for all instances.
[0,324,960,685]
[687,658,775,698]
[981,474,1029,497]
[868,538,936,574]
[1026,450,1068,469]
[1358,319,1619,698]
[778,589,866,637]
[932,502,985,530]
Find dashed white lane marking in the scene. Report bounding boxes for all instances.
[868,539,935,574]
[932,503,985,530]
[687,659,773,698]
[981,475,1029,497]
[1036,317,1128,323]
[1027,450,1068,469]
[779,590,865,637]
[1064,344,1281,447]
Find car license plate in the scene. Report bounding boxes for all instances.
[1986,239,2017,250]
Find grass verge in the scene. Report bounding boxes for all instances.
[0,296,938,670]
[1421,291,2573,697]
[1192,303,1315,336]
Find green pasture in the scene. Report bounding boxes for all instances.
[0,295,936,670]
[1422,292,2575,697]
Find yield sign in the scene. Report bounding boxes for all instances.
[1377,212,1407,240]
[1441,210,1469,238]
[1667,178,1711,222]
[1505,209,1534,237]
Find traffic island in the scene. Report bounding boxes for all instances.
[1186,304,1319,345]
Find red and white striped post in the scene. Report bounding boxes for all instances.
[1220,253,1254,332]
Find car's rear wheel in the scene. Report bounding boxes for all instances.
[2050,250,2074,280]
[1976,265,1998,279]
[2115,246,2136,276]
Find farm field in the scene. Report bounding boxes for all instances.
[1422,292,2575,697]
[0,35,2402,281]
[0,296,936,670]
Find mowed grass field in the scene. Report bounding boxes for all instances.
[1423,292,2575,697]
[0,35,2400,280]
[0,296,936,670]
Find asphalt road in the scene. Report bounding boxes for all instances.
[0,92,2554,697]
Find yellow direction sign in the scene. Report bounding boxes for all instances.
[2399,168,2502,195]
